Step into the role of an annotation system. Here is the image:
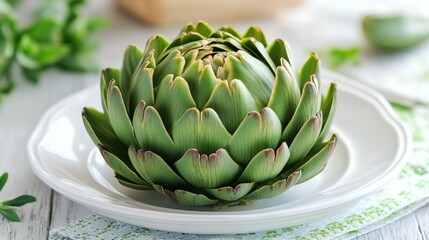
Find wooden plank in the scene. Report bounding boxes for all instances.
[49,192,92,230]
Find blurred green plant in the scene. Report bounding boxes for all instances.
[363,15,429,50]
[0,0,108,101]
[317,46,361,70]
[0,173,37,222]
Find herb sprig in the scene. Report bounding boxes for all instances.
[0,0,108,101]
[0,172,37,222]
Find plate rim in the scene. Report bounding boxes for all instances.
[27,69,412,233]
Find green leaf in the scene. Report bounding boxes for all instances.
[2,195,36,207]
[106,81,137,146]
[224,50,275,107]
[325,47,361,69]
[166,32,205,51]
[99,146,149,187]
[116,175,153,190]
[281,79,319,144]
[245,171,301,199]
[121,44,144,96]
[237,142,289,183]
[217,26,242,38]
[100,68,120,114]
[0,172,8,192]
[296,134,337,183]
[144,35,170,61]
[82,107,127,158]
[21,67,41,83]
[181,21,214,37]
[267,39,295,67]
[227,108,282,165]
[154,75,196,128]
[0,207,20,222]
[128,67,154,111]
[241,37,276,72]
[57,52,99,72]
[299,53,321,91]
[128,147,188,188]
[16,35,70,69]
[206,183,255,202]
[153,50,185,86]
[243,26,268,47]
[153,185,218,206]
[195,65,221,109]
[267,64,300,127]
[318,83,337,141]
[171,108,232,155]
[22,19,62,43]
[181,59,203,98]
[174,148,242,189]
[132,103,180,162]
[287,111,323,167]
[205,79,261,133]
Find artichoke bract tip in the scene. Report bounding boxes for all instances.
[82,21,338,208]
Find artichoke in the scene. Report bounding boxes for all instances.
[82,21,338,208]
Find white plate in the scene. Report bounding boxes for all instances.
[27,70,411,234]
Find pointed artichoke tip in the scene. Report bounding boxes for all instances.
[264,148,275,159]
[310,52,319,59]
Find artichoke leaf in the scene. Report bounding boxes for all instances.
[99,145,149,187]
[218,26,242,38]
[132,103,180,162]
[128,146,188,188]
[237,142,290,183]
[299,52,321,91]
[154,75,196,128]
[106,81,138,146]
[296,133,338,183]
[281,78,319,144]
[181,59,203,98]
[121,45,144,97]
[226,107,282,166]
[116,174,153,190]
[204,79,261,133]
[153,50,185,86]
[243,26,268,47]
[267,65,300,127]
[166,32,205,51]
[224,50,274,107]
[171,108,232,154]
[194,64,221,109]
[183,49,199,71]
[129,67,154,112]
[318,83,337,141]
[287,111,323,167]
[181,21,214,38]
[153,185,218,206]
[244,171,301,199]
[206,182,255,202]
[100,68,120,114]
[241,37,276,72]
[143,35,169,60]
[174,148,242,189]
[267,39,295,68]
[209,31,240,40]
[82,107,127,158]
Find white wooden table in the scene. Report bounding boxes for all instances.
[1,1,428,239]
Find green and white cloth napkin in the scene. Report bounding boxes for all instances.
[50,106,429,240]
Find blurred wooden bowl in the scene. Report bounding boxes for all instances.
[116,0,302,25]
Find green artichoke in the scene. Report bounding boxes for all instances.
[82,21,338,208]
